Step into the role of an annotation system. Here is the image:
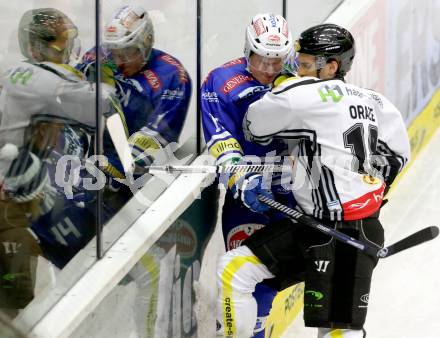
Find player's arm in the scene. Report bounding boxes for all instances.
[201,74,244,166]
[129,67,192,167]
[372,91,411,186]
[34,62,115,126]
[243,82,295,144]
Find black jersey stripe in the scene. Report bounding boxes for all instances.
[272,78,333,95]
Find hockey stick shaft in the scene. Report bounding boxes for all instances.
[144,164,291,174]
[258,195,439,258]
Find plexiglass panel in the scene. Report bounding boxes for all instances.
[94,0,198,253]
[202,0,284,78]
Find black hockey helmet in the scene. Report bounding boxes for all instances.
[18,8,78,62]
[295,23,355,77]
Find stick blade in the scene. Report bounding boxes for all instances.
[383,226,439,258]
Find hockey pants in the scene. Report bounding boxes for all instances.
[216,246,365,338]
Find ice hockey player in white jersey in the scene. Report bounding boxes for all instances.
[216,24,410,337]
[0,8,115,310]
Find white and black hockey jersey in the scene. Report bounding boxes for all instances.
[244,76,410,221]
[0,61,113,148]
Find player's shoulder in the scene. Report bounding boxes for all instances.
[150,49,190,82]
[203,57,258,95]
[272,75,323,94]
[1,61,78,87]
[206,57,248,82]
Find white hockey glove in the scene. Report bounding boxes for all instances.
[0,144,55,211]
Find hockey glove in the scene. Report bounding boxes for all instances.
[128,129,163,168]
[230,173,273,213]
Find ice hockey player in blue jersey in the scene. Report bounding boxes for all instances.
[201,13,295,337]
[78,4,192,182]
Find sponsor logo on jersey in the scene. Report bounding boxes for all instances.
[202,91,219,103]
[253,18,265,36]
[210,138,243,160]
[160,55,189,83]
[161,88,184,100]
[318,84,344,103]
[268,34,280,42]
[9,67,33,85]
[143,70,162,91]
[342,183,385,220]
[368,92,384,108]
[345,87,366,98]
[222,58,244,68]
[226,223,265,250]
[222,74,253,94]
[237,85,267,99]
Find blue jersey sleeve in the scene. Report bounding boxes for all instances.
[201,70,244,165]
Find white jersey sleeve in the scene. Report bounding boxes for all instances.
[244,77,310,144]
[367,90,410,186]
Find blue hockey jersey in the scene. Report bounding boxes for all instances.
[78,48,192,176]
[201,57,288,165]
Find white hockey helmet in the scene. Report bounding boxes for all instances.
[103,5,154,57]
[244,13,293,60]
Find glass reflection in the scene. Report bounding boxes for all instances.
[0,7,100,315]
[78,2,194,253]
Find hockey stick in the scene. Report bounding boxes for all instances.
[143,164,290,174]
[106,113,133,173]
[258,195,439,258]
[105,115,292,175]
